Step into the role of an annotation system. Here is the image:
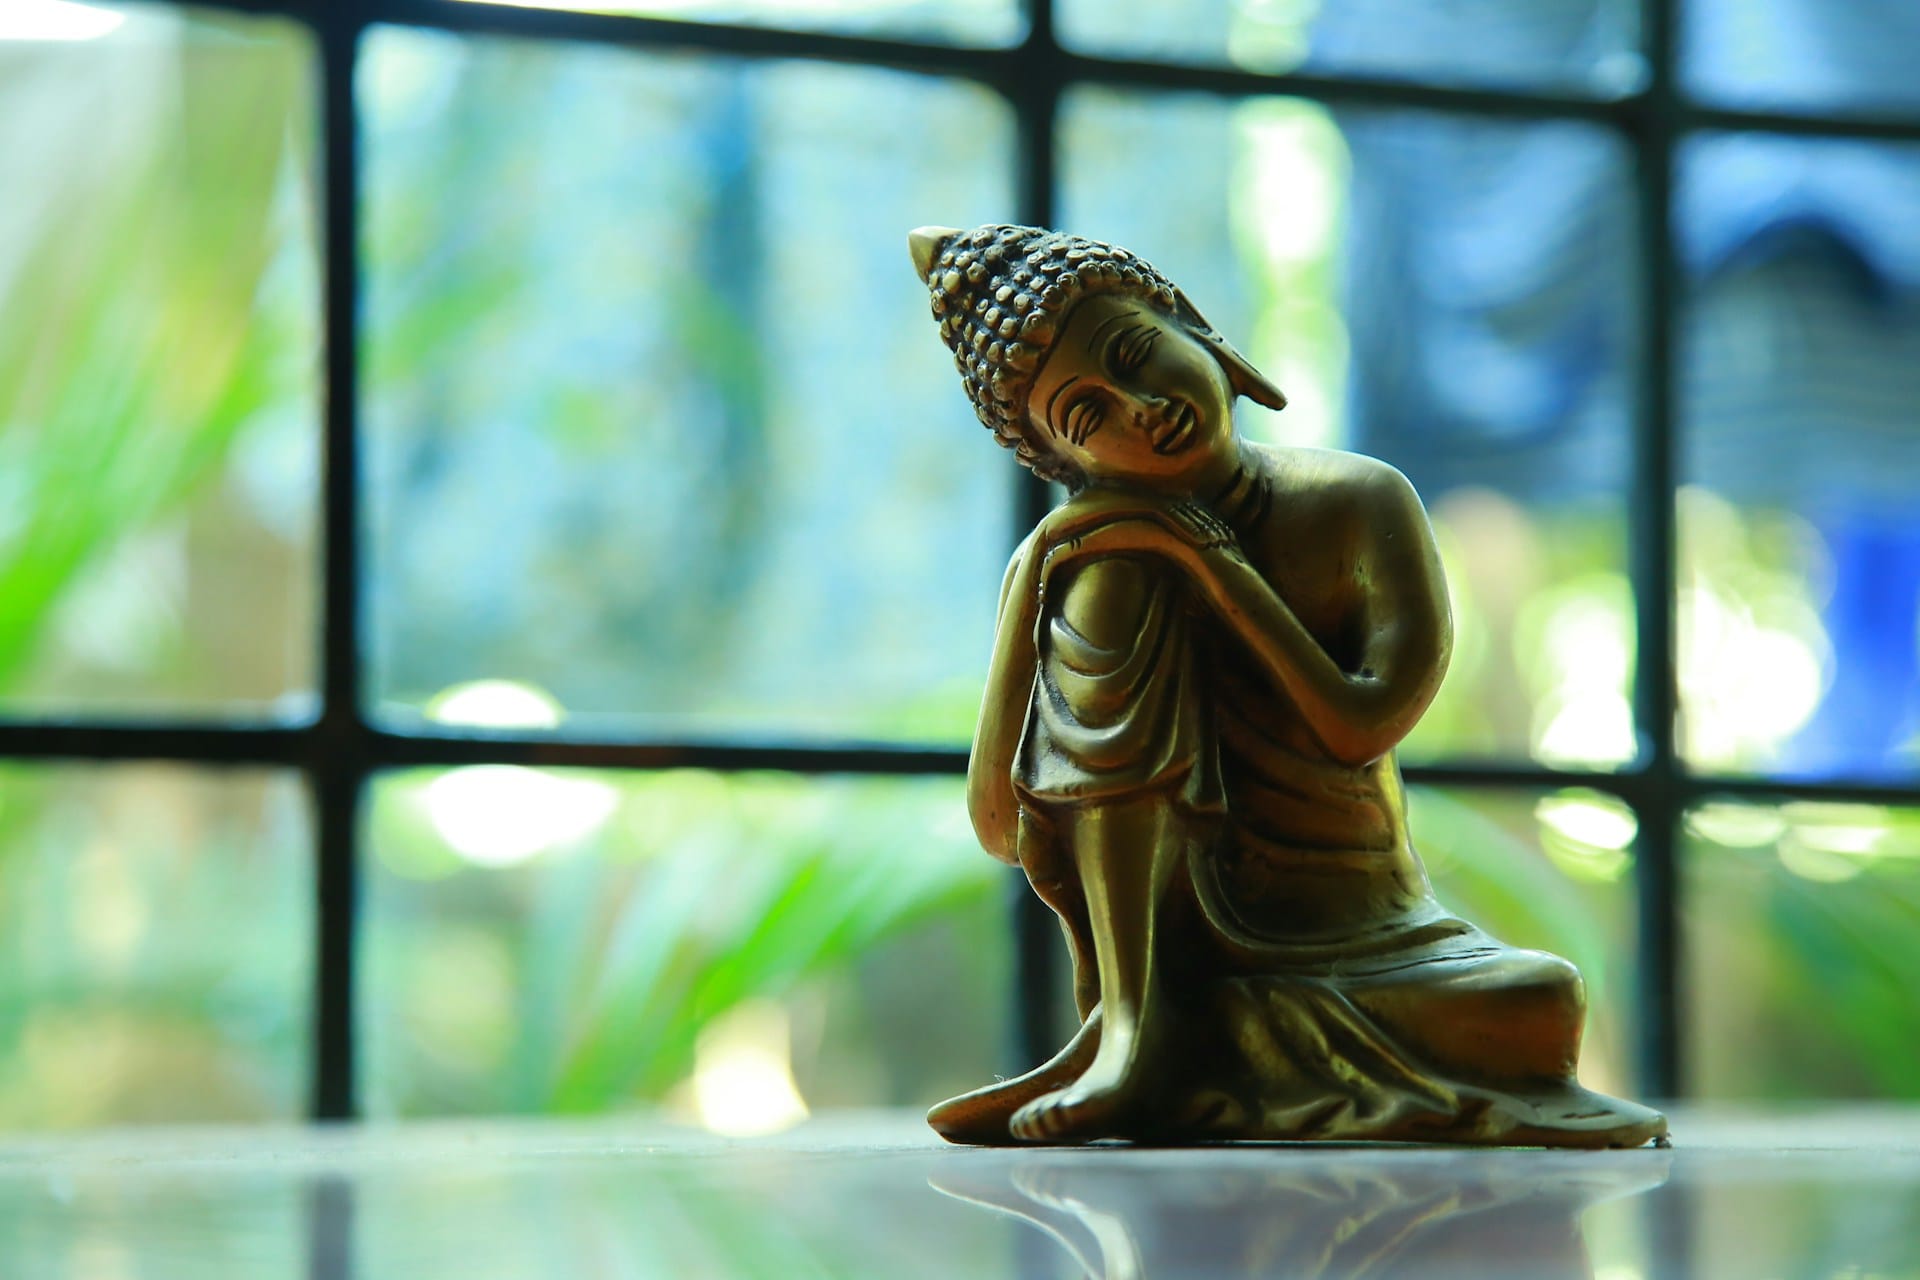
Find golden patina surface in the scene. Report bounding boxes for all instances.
[910,223,1666,1149]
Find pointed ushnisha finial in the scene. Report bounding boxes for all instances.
[908,225,961,284]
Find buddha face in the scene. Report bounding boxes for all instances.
[1026,292,1238,493]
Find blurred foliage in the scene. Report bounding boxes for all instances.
[1687,800,1920,1099]
[360,31,1013,742]
[0,5,318,1128]
[0,6,316,716]
[362,771,1007,1117]
[1678,486,1845,772]
[1,4,1917,1133]
[1417,496,1634,768]
[0,765,309,1128]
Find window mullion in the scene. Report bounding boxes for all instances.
[1630,0,1684,1103]
[314,0,369,1124]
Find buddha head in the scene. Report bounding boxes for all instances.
[910,224,1285,491]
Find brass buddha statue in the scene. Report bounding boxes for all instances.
[909,223,1666,1148]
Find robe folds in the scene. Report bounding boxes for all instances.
[937,489,1666,1148]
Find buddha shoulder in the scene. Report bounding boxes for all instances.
[1249,443,1428,539]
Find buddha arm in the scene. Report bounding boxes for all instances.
[967,534,1040,864]
[966,494,1208,864]
[1037,469,1452,768]
[1191,465,1452,767]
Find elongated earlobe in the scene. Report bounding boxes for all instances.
[1211,336,1288,411]
[1171,286,1287,411]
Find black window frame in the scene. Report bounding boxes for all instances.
[6,0,1920,1121]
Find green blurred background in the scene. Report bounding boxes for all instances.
[1,0,1917,1132]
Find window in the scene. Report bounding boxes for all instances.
[4,0,1918,1125]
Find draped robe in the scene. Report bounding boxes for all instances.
[936,485,1665,1148]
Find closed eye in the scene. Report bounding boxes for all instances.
[1107,324,1158,375]
[1066,393,1106,445]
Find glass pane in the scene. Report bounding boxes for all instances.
[1412,786,1640,1096]
[1059,0,1645,96]
[363,32,1017,744]
[0,764,312,1128]
[449,0,1022,47]
[1677,135,1920,780]
[1685,799,1920,1098]
[0,5,319,720]
[361,770,1007,1121]
[1684,0,1920,117]
[1061,91,1638,768]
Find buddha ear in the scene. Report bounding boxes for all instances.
[1172,286,1288,412]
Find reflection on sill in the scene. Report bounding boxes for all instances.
[934,1146,1671,1280]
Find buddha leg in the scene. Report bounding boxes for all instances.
[1015,809,1101,1022]
[1343,946,1586,1085]
[1010,794,1188,1143]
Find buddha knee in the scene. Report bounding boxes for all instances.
[1352,949,1587,1085]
